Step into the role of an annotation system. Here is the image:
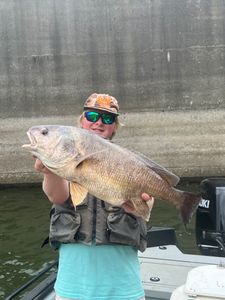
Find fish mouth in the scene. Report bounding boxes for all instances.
[22,131,37,150]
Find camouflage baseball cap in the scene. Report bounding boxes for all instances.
[84,93,119,115]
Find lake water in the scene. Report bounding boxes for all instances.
[0,180,201,299]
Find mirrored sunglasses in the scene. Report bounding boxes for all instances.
[84,111,116,125]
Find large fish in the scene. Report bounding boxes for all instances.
[22,125,201,224]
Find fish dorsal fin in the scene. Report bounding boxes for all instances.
[130,150,180,187]
[70,182,88,206]
[151,165,179,187]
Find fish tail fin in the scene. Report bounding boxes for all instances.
[178,192,201,226]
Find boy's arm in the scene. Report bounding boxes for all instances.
[34,158,69,204]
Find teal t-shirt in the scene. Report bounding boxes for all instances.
[54,243,145,300]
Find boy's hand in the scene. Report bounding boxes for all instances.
[122,193,154,215]
[33,157,51,174]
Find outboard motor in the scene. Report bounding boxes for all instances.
[196,178,225,256]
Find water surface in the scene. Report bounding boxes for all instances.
[0,185,57,299]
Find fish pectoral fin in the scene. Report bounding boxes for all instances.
[75,149,109,167]
[70,182,88,206]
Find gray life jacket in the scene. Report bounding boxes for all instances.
[48,194,147,252]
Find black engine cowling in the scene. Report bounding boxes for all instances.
[196,178,225,256]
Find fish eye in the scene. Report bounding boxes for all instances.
[41,128,48,135]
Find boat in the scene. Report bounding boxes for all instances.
[5,178,225,300]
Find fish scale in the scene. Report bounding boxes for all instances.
[22,125,201,224]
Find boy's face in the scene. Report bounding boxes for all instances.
[80,109,117,139]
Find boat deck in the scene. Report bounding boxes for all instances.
[139,245,225,300]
